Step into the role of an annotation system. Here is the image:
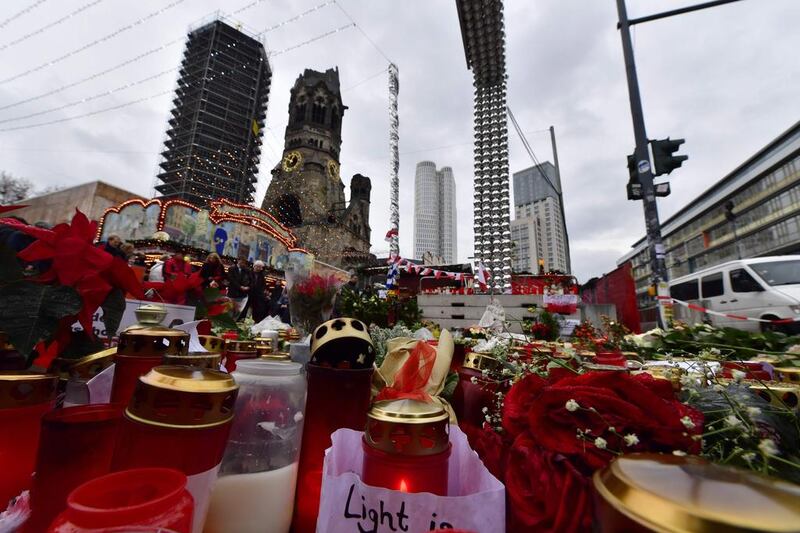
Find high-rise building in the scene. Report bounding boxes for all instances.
[413,161,457,264]
[155,20,271,206]
[511,216,538,273]
[260,68,371,266]
[512,162,570,273]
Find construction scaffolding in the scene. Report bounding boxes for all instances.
[155,19,271,206]
[456,0,512,292]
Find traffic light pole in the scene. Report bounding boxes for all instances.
[616,0,669,326]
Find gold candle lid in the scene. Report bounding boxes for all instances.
[198,335,225,353]
[126,366,238,428]
[162,353,222,370]
[775,367,800,383]
[0,372,58,409]
[260,353,291,362]
[594,453,800,532]
[365,399,450,456]
[118,304,189,357]
[462,351,499,372]
[748,383,799,411]
[224,340,256,353]
[48,348,117,381]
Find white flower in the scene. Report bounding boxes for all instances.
[672,450,687,457]
[724,415,743,428]
[746,406,761,417]
[470,376,478,385]
[565,399,580,412]
[623,434,640,447]
[680,416,696,429]
[732,370,746,383]
[742,452,756,463]
[759,439,779,456]
[481,407,489,413]
[594,437,608,450]
[608,426,616,433]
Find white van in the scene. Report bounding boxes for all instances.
[668,256,800,333]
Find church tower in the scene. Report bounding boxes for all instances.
[261,68,371,265]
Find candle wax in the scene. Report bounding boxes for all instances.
[204,462,298,533]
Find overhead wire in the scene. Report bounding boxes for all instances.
[332,0,392,63]
[259,1,334,34]
[0,0,188,86]
[0,0,50,29]
[0,0,106,53]
[268,23,354,57]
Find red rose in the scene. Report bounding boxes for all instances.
[527,372,703,470]
[505,432,593,533]
[461,423,509,481]
[502,373,548,438]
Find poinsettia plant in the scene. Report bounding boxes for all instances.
[0,210,143,367]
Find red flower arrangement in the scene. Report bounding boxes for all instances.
[466,370,704,532]
[0,210,143,366]
[286,272,342,335]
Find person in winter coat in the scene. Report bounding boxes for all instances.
[165,252,191,281]
[227,258,252,315]
[200,253,225,289]
[101,234,127,260]
[148,254,169,282]
[249,260,270,323]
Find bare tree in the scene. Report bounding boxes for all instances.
[0,171,33,204]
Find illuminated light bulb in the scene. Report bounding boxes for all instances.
[398,479,409,493]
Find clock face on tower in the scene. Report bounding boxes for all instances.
[282,150,303,173]
[326,159,340,180]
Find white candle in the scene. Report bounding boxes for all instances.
[204,462,299,533]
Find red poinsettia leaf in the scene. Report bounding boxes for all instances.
[69,209,96,241]
[1,218,56,243]
[75,275,113,338]
[17,239,55,262]
[103,257,144,299]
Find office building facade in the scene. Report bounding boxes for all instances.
[513,162,570,273]
[414,161,457,264]
[156,20,271,206]
[619,120,800,313]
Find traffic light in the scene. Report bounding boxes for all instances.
[626,153,642,200]
[651,138,688,176]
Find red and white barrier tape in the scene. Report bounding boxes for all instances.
[660,296,800,324]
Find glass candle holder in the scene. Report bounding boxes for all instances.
[293,363,373,533]
[48,468,193,533]
[205,361,306,533]
[0,372,57,507]
[223,350,257,373]
[451,352,502,429]
[111,366,238,533]
[26,403,123,533]
[594,351,628,368]
[111,305,189,405]
[362,399,451,496]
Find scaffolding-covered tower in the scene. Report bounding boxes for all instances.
[155,19,271,206]
[456,0,512,292]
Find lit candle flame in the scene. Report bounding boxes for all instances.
[399,479,409,492]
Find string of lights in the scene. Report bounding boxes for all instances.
[0,68,176,125]
[0,0,105,53]
[0,38,182,113]
[268,23,354,57]
[230,0,270,16]
[0,90,172,133]
[0,0,187,86]
[0,0,50,29]
[259,1,334,34]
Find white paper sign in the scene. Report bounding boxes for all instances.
[73,299,197,338]
[317,426,505,533]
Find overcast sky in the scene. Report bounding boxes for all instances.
[0,0,798,281]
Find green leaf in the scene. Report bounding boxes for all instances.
[0,282,82,355]
[210,311,238,333]
[0,245,23,284]
[101,288,126,338]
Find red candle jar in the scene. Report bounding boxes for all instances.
[26,403,123,533]
[111,366,238,533]
[223,340,257,373]
[594,351,628,368]
[0,372,57,507]
[111,304,189,405]
[722,361,772,381]
[362,399,451,495]
[451,352,502,429]
[48,468,193,533]
[293,363,373,533]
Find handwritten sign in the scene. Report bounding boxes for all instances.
[317,427,505,533]
[73,300,196,338]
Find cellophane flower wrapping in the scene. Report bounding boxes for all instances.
[285,269,343,337]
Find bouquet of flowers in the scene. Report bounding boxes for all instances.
[286,271,342,336]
